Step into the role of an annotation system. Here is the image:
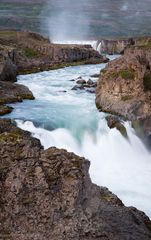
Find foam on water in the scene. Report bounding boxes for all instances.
[3,58,151,218]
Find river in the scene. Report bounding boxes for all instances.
[3,55,151,218]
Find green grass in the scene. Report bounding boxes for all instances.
[119,69,135,80]
[24,47,41,58]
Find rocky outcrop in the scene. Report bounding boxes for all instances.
[95,38,135,54]
[96,37,151,137]
[0,30,108,75]
[0,81,34,115]
[106,115,128,138]
[0,44,17,82]
[0,118,151,240]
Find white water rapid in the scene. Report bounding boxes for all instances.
[3,56,151,218]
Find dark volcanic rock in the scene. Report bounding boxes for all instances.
[0,119,151,240]
[0,105,13,115]
[72,85,85,90]
[90,73,100,78]
[76,79,86,84]
[0,81,34,104]
[0,80,34,115]
[0,45,17,82]
[106,115,128,138]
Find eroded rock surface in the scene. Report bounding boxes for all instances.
[0,81,34,115]
[0,119,151,240]
[0,44,17,82]
[96,38,134,54]
[96,37,151,136]
[0,30,108,75]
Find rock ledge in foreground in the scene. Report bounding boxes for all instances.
[0,119,151,240]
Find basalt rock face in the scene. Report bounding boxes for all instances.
[96,38,151,136]
[96,38,135,54]
[0,119,151,240]
[0,30,108,74]
[0,44,17,82]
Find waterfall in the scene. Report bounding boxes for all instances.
[4,59,151,218]
[16,118,151,218]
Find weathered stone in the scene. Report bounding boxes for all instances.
[76,79,86,84]
[0,45,17,82]
[90,73,100,78]
[87,79,94,85]
[0,105,13,115]
[106,115,128,138]
[96,38,151,137]
[71,85,85,90]
[0,30,108,75]
[96,38,135,54]
[0,80,34,116]
[0,118,151,240]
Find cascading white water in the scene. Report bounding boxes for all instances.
[3,57,151,218]
[16,118,151,217]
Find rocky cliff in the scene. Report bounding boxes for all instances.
[96,38,135,54]
[0,30,108,75]
[0,119,151,240]
[96,37,151,137]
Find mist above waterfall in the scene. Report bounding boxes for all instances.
[41,0,151,41]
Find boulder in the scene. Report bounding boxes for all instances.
[0,118,151,240]
[76,79,86,84]
[71,85,85,90]
[87,79,94,85]
[0,80,34,115]
[90,73,100,78]
[106,115,128,138]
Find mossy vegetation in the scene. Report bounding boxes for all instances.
[27,168,35,178]
[18,59,103,75]
[0,132,22,142]
[0,105,13,116]
[22,195,35,205]
[135,38,151,49]
[121,95,133,101]
[109,69,135,80]
[119,69,135,80]
[143,72,151,91]
[24,47,41,59]
[146,221,151,232]
[101,69,107,74]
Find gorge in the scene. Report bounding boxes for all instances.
[0,29,151,239]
